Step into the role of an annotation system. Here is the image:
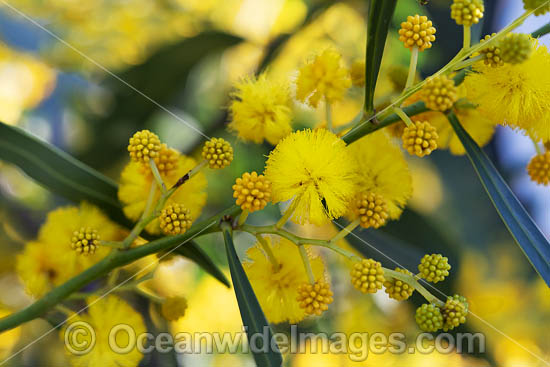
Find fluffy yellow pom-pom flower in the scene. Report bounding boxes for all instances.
[354,192,389,229]
[463,38,550,143]
[297,280,334,317]
[229,74,292,145]
[118,154,207,235]
[398,15,436,51]
[422,75,458,112]
[128,130,161,163]
[527,152,550,186]
[244,238,326,324]
[265,129,357,225]
[70,227,100,255]
[161,296,188,321]
[63,296,146,367]
[402,120,439,157]
[159,203,192,235]
[296,50,351,107]
[16,203,123,298]
[202,137,233,169]
[232,172,271,213]
[350,258,385,294]
[450,0,484,26]
[348,131,412,220]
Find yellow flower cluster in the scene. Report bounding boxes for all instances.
[398,15,436,51]
[384,268,415,301]
[354,192,389,229]
[232,172,271,213]
[527,152,550,186]
[159,203,192,236]
[478,34,504,68]
[350,258,385,294]
[422,75,458,112]
[402,121,439,157]
[296,280,334,316]
[202,138,234,169]
[450,0,484,26]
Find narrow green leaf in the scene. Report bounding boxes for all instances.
[223,228,282,367]
[364,0,398,115]
[0,122,229,287]
[448,113,550,286]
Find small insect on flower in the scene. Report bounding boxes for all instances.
[229,74,292,145]
[265,129,357,225]
[296,49,351,107]
[398,14,436,51]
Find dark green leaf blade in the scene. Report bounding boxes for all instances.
[0,121,229,287]
[223,228,282,367]
[448,113,550,286]
[364,0,398,115]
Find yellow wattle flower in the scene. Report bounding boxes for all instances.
[296,50,351,108]
[243,238,326,324]
[264,128,357,225]
[118,153,207,234]
[63,296,146,367]
[229,74,292,145]
[464,38,550,143]
[348,131,412,220]
[16,203,124,298]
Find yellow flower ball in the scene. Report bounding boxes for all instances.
[70,227,100,256]
[384,267,415,301]
[296,280,334,317]
[159,203,193,235]
[478,33,504,68]
[402,120,439,157]
[398,14,436,51]
[527,152,550,186]
[128,129,161,163]
[450,0,484,26]
[422,75,458,112]
[232,172,271,213]
[354,192,389,229]
[296,50,351,107]
[202,137,233,169]
[161,296,188,321]
[350,258,385,294]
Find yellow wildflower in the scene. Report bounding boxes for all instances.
[16,203,123,298]
[229,74,292,145]
[63,296,146,367]
[264,129,357,225]
[464,38,550,142]
[296,50,351,107]
[348,131,412,220]
[118,153,207,234]
[243,238,326,324]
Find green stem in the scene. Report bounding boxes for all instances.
[299,245,315,284]
[55,304,74,315]
[134,286,163,304]
[100,241,125,249]
[393,107,414,127]
[330,219,360,244]
[0,205,240,333]
[238,210,249,226]
[255,234,280,271]
[149,158,166,194]
[275,199,298,229]
[531,21,550,38]
[533,139,542,155]
[383,268,443,306]
[240,224,360,260]
[463,26,471,50]
[404,46,418,91]
[452,55,483,71]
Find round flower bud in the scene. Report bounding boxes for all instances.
[153,144,179,176]
[450,0,484,26]
[478,33,504,68]
[202,137,234,169]
[499,33,533,64]
[398,15,436,52]
[402,121,439,157]
[350,60,366,87]
[232,172,271,212]
[442,294,468,331]
[70,227,100,255]
[161,296,188,321]
[128,130,162,163]
[415,303,444,332]
[350,258,385,294]
[296,280,334,316]
[422,75,458,112]
[354,192,389,229]
[159,203,193,235]
[527,152,550,186]
[418,254,451,283]
[523,0,550,16]
[384,267,415,301]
